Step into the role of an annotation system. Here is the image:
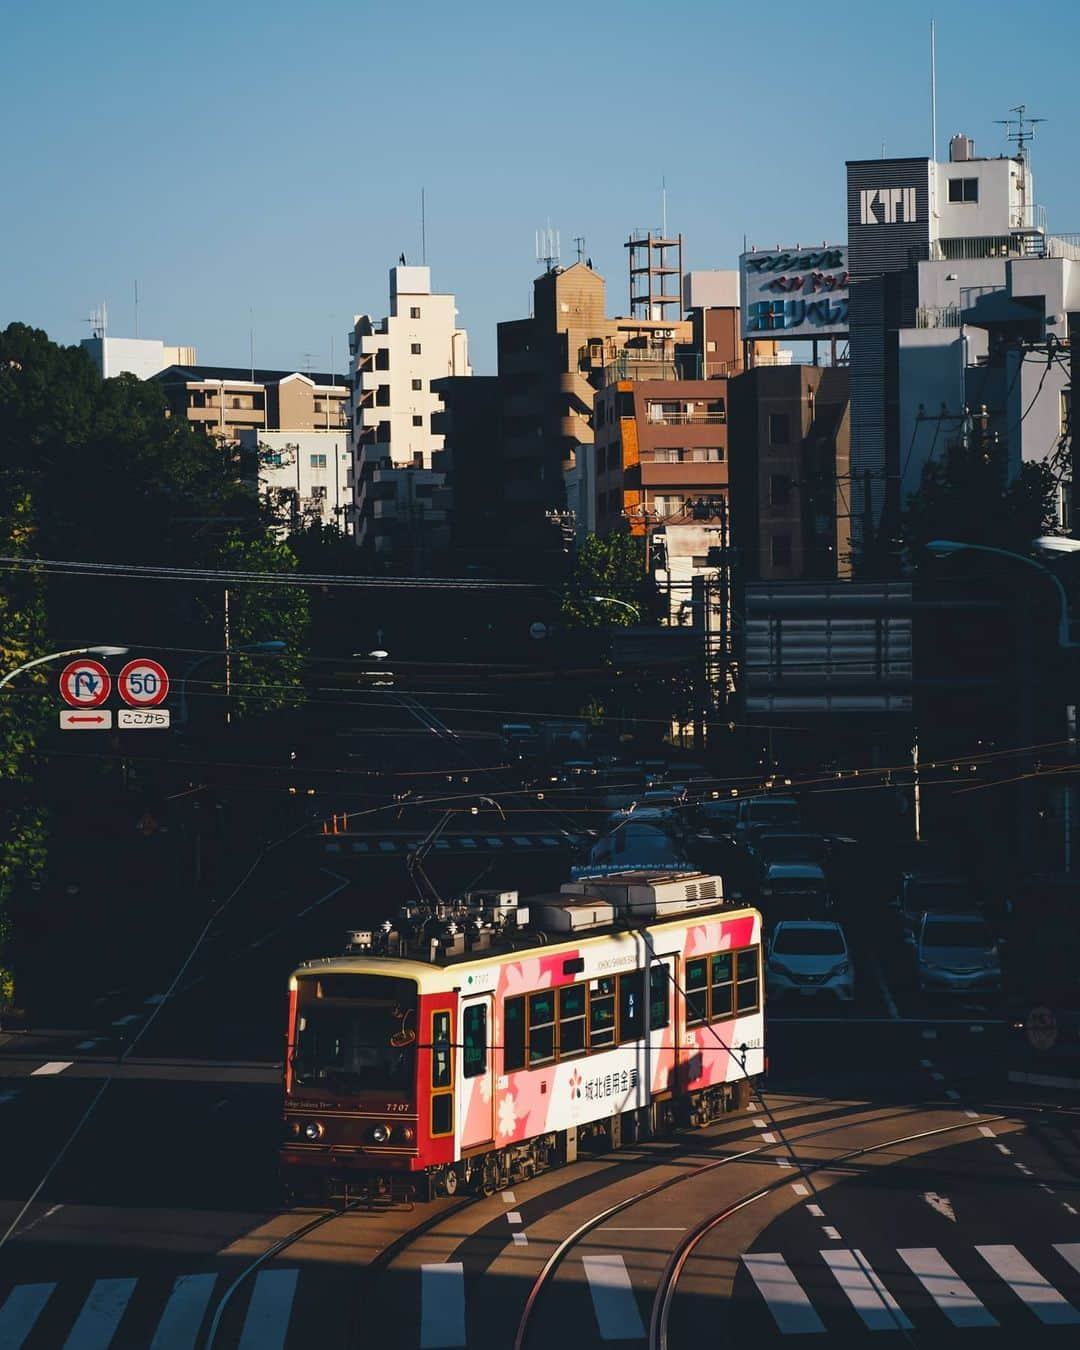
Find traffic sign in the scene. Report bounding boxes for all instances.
[59,709,113,730]
[58,659,111,708]
[117,659,170,707]
[118,708,170,729]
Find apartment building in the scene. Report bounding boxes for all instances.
[348,265,470,563]
[238,429,353,537]
[82,334,197,380]
[154,365,349,444]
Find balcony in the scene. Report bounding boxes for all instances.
[645,410,727,426]
[640,460,727,487]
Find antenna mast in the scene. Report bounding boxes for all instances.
[929,19,937,163]
[996,104,1045,229]
[535,223,560,273]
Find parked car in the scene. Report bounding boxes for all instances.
[688,798,741,838]
[767,921,854,1002]
[914,911,1002,995]
[748,832,830,869]
[759,861,832,921]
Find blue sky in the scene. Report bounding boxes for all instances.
[4,1,1078,375]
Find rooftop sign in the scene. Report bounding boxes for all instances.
[740,245,848,340]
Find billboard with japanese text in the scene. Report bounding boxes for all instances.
[740,244,848,340]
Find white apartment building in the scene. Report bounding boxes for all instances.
[238,429,353,537]
[81,334,197,379]
[348,265,470,559]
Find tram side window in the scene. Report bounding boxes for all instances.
[463,1003,487,1078]
[504,996,526,1072]
[618,970,644,1044]
[528,991,556,1065]
[432,1011,452,1087]
[710,953,734,1020]
[649,964,670,1030]
[589,976,616,1049]
[736,948,760,1013]
[686,958,708,1026]
[559,984,587,1058]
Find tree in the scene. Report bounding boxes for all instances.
[903,423,1058,562]
[561,533,653,629]
[208,534,310,720]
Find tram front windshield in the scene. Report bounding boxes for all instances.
[293,974,417,1092]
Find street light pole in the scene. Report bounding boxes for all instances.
[589,595,641,622]
[177,640,286,726]
[0,645,128,691]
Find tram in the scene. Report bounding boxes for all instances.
[280,870,764,1201]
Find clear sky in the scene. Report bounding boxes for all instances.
[4,1,1078,375]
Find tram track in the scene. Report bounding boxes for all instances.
[512,1100,1012,1350]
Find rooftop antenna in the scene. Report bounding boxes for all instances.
[535,223,560,273]
[134,280,139,339]
[997,104,1044,226]
[421,187,427,266]
[302,351,314,374]
[573,235,585,263]
[249,308,255,382]
[662,177,667,236]
[929,19,937,163]
[85,301,107,340]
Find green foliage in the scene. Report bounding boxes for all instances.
[211,534,310,719]
[561,533,652,629]
[903,428,1058,562]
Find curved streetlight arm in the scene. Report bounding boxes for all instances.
[928,539,1076,649]
[589,594,641,621]
[0,646,127,692]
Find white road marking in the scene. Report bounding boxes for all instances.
[1065,1205,1079,1216]
[791,1183,809,1196]
[75,1041,98,1052]
[1016,1164,1033,1175]
[742,1253,826,1334]
[14,1203,63,1239]
[511,836,532,846]
[0,1089,19,1104]
[920,1059,933,1068]
[922,1192,957,1222]
[0,1282,55,1349]
[112,1014,138,1027]
[1041,1184,1055,1194]
[945,1089,960,1100]
[965,1110,980,1119]
[898,1248,997,1327]
[149,1272,218,1349]
[237,1269,299,1350]
[760,1132,777,1143]
[822,1226,842,1240]
[806,1204,824,1217]
[971,1024,985,1033]
[506,1211,522,1225]
[1055,1243,1080,1273]
[502,1191,516,1204]
[922,1028,937,1040]
[996,1144,1012,1155]
[753,1118,768,1128]
[420,1263,466,1348]
[512,1232,528,1245]
[63,1277,138,1349]
[930,1071,944,1082]
[604,1227,686,1231]
[582,1254,646,1341]
[822,1249,912,1331]
[978,1126,995,1137]
[776,1159,792,1168]
[31,1061,72,1076]
[144,994,166,1006]
[976,1244,1080,1324]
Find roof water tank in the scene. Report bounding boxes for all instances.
[949,134,974,162]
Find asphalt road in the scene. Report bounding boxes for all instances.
[1,695,1076,1349]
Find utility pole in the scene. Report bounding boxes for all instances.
[224,587,232,727]
[912,726,922,843]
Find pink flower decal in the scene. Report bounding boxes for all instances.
[497,1092,518,1138]
[569,1068,582,1100]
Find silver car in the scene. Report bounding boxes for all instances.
[915,912,1002,995]
[766,920,855,1002]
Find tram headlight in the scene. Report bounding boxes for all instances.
[369,1123,391,1144]
[302,1119,324,1142]
[396,1125,416,1143]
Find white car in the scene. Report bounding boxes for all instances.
[767,920,854,1002]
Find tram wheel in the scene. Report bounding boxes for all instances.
[442,1165,459,1196]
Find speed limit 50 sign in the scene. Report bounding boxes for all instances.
[117,659,170,707]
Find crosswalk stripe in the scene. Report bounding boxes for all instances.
[897,1248,997,1328]
[1055,1243,1080,1276]
[540,837,560,846]
[976,1245,1080,1325]
[63,1277,138,1349]
[0,1282,55,1349]
[822,1249,912,1331]
[148,1272,218,1349]
[511,836,533,846]
[742,1253,825,1334]
[32,1061,72,1076]
[582,1254,646,1340]
[420,1262,465,1348]
[460,838,478,848]
[236,1269,298,1350]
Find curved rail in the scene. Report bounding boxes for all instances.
[514,1103,1007,1350]
[649,1114,1008,1350]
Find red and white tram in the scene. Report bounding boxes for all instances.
[281,870,764,1201]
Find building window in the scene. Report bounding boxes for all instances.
[410,306,421,319]
[771,533,792,567]
[691,447,724,463]
[411,378,423,391]
[770,474,792,507]
[411,342,422,355]
[948,177,979,203]
[653,495,684,518]
[311,485,327,499]
[768,413,790,446]
[310,454,327,469]
[376,384,390,407]
[654,448,681,463]
[375,348,390,370]
[412,414,424,427]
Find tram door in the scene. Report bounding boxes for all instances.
[647,955,677,1101]
[460,995,495,1149]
